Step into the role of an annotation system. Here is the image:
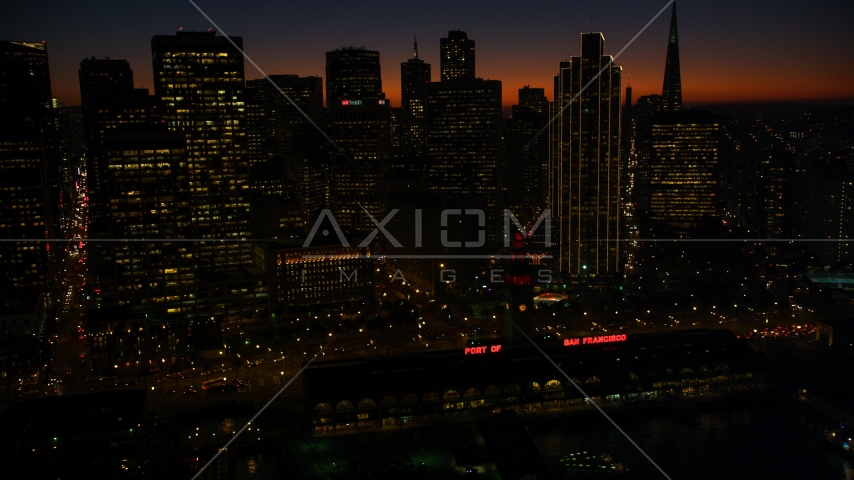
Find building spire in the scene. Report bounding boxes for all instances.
[661,2,682,112]
[413,35,418,59]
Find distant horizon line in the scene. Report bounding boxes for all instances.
[52,95,854,109]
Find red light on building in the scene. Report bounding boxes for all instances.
[564,334,627,347]
[341,99,350,106]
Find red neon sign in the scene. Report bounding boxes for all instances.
[341,99,350,106]
[564,334,627,346]
[465,344,502,355]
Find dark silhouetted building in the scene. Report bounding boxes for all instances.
[79,57,159,222]
[400,38,431,175]
[427,78,503,248]
[505,87,549,214]
[325,47,383,108]
[440,30,475,81]
[302,329,765,433]
[0,40,58,291]
[245,75,326,218]
[660,4,682,113]
[325,47,390,233]
[795,170,853,266]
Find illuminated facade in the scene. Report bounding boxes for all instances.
[440,30,475,81]
[91,129,269,323]
[551,33,622,276]
[649,112,721,237]
[303,329,765,433]
[325,47,390,233]
[151,31,251,272]
[91,129,195,312]
[0,40,57,290]
[267,243,373,309]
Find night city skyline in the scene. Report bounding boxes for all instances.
[2,1,854,479]
[3,0,853,109]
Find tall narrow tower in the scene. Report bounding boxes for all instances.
[551,33,622,276]
[401,37,431,172]
[325,47,389,233]
[661,4,682,112]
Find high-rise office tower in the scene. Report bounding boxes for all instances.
[93,127,269,321]
[151,31,250,272]
[649,111,721,237]
[427,78,503,248]
[79,58,159,222]
[629,94,661,236]
[620,81,635,248]
[91,129,195,310]
[245,75,325,219]
[325,47,389,233]
[325,47,383,109]
[400,38,431,174]
[245,75,323,167]
[505,87,549,214]
[551,33,622,276]
[440,30,475,81]
[660,4,682,112]
[0,40,58,290]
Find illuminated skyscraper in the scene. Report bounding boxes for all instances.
[325,47,389,233]
[648,112,721,237]
[400,38,431,174]
[551,33,622,276]
[0,40,57,290]
[660,4,682,113]
[151,31,250,272]
[440,30,475,81]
